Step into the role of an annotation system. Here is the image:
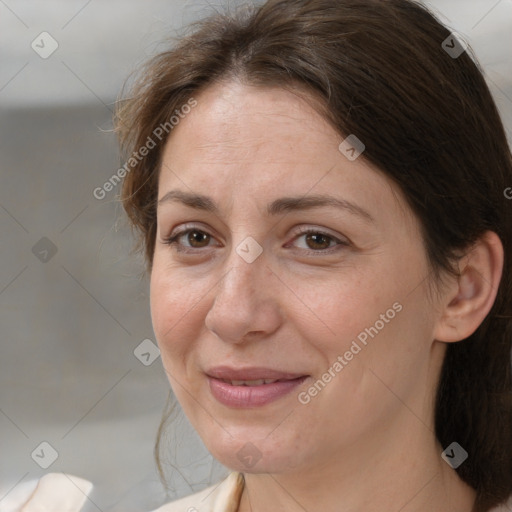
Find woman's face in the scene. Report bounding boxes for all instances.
[150,81,446,474]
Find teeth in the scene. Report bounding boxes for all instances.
[228,379,279,386]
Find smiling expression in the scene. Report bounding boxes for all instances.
[150,80,446,474]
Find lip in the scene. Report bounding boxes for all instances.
[206,366,309,408]
[206,366,307,381]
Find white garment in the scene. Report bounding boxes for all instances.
[5,472,512,512]
[2,474,93,512]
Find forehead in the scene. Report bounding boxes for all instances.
[162,81,335,168]
[158,81,412,227]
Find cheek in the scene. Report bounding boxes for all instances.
[287,267,387,351]
[292,258,429,387]
[149,264,207,363]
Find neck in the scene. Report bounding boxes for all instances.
[237,413,476,512]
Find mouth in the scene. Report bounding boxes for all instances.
[219,378,296,386]
[205,366,309,407]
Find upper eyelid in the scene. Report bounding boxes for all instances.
[167,223,341,239]
[167,223,220,242]
[166,224,346,247]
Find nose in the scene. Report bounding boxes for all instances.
[204,246,282,344]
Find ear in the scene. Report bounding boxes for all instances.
[433,231,504,343]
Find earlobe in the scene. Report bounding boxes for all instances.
[434,231,504,343]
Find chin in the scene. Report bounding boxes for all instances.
[201,426,305,474]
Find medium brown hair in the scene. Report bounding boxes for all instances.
[115,1,512,510]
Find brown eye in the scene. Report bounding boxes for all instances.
[289,228,348,255]
[187,230,211,248]
[163,228,216,252]
[304,232,332,250]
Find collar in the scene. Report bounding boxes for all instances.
[212,471,245,512]
[152,471,245,512]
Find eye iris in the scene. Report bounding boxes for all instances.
[188,231,210,248]
[306,233,330,250]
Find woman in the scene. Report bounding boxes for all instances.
[19,0,512,511]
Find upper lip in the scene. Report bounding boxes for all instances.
[206,366,308,381]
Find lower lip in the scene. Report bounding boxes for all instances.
[208,376,308,408]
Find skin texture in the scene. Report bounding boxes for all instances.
[150,81,503,512]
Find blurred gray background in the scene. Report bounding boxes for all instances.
[0,0,511,511]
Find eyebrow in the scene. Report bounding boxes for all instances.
[158,189,375,223]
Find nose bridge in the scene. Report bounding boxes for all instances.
[217,237,266,308]
[220,224,267,289]
[205,237,280,342]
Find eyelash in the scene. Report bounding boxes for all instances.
[162,226,348,256]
